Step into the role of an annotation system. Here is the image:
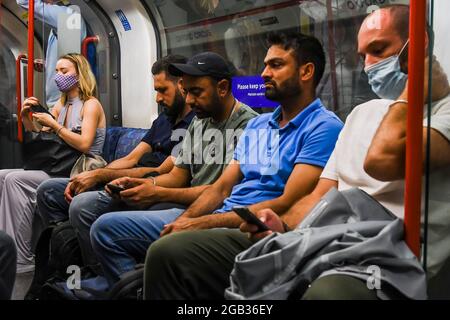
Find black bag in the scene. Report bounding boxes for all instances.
[24,221,83,300]
[107,264,144,300]
[23,131,82,177]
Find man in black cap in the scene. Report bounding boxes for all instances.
[56,52,258,295]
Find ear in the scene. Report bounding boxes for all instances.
[300,62,315,83]
[216,79,230,98]
[177,78,185,96]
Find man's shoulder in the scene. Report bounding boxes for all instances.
[236,103,259,118]
[311,105,344,128]
[431,94,450,114]
[346,99,392,122]
[151,112,171,127]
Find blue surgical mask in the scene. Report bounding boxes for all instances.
[364,40,409,100]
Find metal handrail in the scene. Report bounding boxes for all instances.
[16,54,28,143]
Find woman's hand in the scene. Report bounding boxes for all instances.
[32,112,59,130]
[21,97,40,116]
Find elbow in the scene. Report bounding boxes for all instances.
[76,144,91,154]
[364,151,404,182]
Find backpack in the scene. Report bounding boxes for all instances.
[38,264,145,300]
[24,221,83,300]
[107,264,144,300]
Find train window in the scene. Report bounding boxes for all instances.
[145,0,401,119]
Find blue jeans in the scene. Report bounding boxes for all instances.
[90,208,185,287]
[37,178,129,269]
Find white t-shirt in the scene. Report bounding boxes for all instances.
[321,96,450,277]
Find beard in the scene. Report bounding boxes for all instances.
[192,91,222,119]
[264,74,302,102]
[163,90,185,123]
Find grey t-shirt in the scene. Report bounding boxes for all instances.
[175,103,258,186]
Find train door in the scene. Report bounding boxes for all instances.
[0,0,44,169]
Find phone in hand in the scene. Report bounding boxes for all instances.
[30,103,55,119]
[233,206,271,232]
[106,183,125,195]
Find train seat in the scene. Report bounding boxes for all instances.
[102,127,148,163]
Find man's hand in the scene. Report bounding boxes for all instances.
[160,216,206,237]
[107,177,161,208]
[240,209,285,242]
[64,170,101,203]
[34,59,45,73]
[400,55,450,103]
[71,170,102,194]
[425,56,450,102]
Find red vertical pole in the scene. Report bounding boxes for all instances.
[27,0,35,98]
[404,0,426,258]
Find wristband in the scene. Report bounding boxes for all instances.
[390,99,408,107]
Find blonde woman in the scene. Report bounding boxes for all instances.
[0,53,106,273]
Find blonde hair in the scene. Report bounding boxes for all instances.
[59,53,98,106]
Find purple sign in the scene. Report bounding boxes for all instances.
[232,76,279,108]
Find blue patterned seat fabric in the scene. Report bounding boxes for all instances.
[102,127,148,163]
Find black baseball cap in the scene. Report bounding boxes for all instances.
[168,52,234,80]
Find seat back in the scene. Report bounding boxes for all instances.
[102,127,148,163]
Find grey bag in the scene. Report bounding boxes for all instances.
[225,188,427,300]
[70,153,107,178]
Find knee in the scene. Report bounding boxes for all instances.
[90,213,122,248]
[36,179,61,207]
[69,192,97,227]
[302,275,377,300]
[3,171,23,188]
[146,232,193,267]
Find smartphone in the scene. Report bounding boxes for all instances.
[30,103,55,119]
[106,183,125,195]
[233,206,270,232]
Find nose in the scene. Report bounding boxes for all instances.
[156,92,164,104]
[261,65,272,79]
[185,92,195,106]
[364,55,379,69]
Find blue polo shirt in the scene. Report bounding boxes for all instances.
[216,98,343,213]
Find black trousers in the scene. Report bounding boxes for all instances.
[0,231,16,300]
[143,229,382,300]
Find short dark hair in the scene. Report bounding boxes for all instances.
[382,5,410,41]
[266,32,326,88]
[151,54,187,81]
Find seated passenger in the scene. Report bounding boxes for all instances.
[0,53,106,274]
[44,52,258,285]
[0,231,16,300]
[144,5,450,300]
[89,31,343,294]
[36,54,195,272]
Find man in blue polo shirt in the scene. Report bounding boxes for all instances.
[81,32,342,297]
